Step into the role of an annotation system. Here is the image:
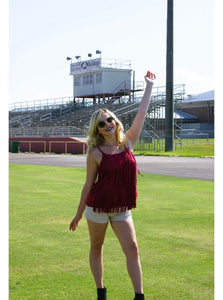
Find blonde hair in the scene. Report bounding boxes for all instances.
[87,108,125,153]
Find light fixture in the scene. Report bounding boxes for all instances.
[88,53,92,58]
[96,50,102,60]
[75,55,81,61]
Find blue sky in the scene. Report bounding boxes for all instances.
[9,0,214,103]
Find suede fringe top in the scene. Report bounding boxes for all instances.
[86,147,138,213]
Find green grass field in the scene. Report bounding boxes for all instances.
[9,164,214,300]
[134,139,214,157]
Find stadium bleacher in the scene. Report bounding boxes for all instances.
[9,84,186,145]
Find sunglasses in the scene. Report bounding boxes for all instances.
[98,116,114,128]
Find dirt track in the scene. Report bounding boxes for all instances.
[9,153,214,181]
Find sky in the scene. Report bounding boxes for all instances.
[8,0,215,104]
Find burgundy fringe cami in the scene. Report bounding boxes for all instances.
[86,146,138,213]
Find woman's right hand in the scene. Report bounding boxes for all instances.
[69,215,81,232]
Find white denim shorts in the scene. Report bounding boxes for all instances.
[85,205,133,224]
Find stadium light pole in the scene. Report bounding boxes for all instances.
[165,0,174,152]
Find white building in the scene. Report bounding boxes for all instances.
[69,58,133,99]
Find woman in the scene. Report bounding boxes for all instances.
[70,71,155,300]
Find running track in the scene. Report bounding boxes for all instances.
[9,153,214,181]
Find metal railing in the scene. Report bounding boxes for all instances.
[9,126,87,138]
[101,58,131,69]
[9,96,74,113]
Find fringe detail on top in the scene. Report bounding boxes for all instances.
[86,148,137,213]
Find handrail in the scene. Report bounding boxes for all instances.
[9,84,185,113]
[9,125,87,138]
[113,102,138,114]
[101,58,131,69]
[113,80,131,94]
[9,96,74,112]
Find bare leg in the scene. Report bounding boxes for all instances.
[110,220,143,294]
[87,219,108,288]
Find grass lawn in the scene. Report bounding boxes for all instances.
[9,164,214,300]
[134,139,214,157]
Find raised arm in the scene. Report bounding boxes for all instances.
[125,71,155,150]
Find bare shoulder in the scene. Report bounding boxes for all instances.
[88,147,102,166]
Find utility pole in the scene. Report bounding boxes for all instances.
[165,0,174,151]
